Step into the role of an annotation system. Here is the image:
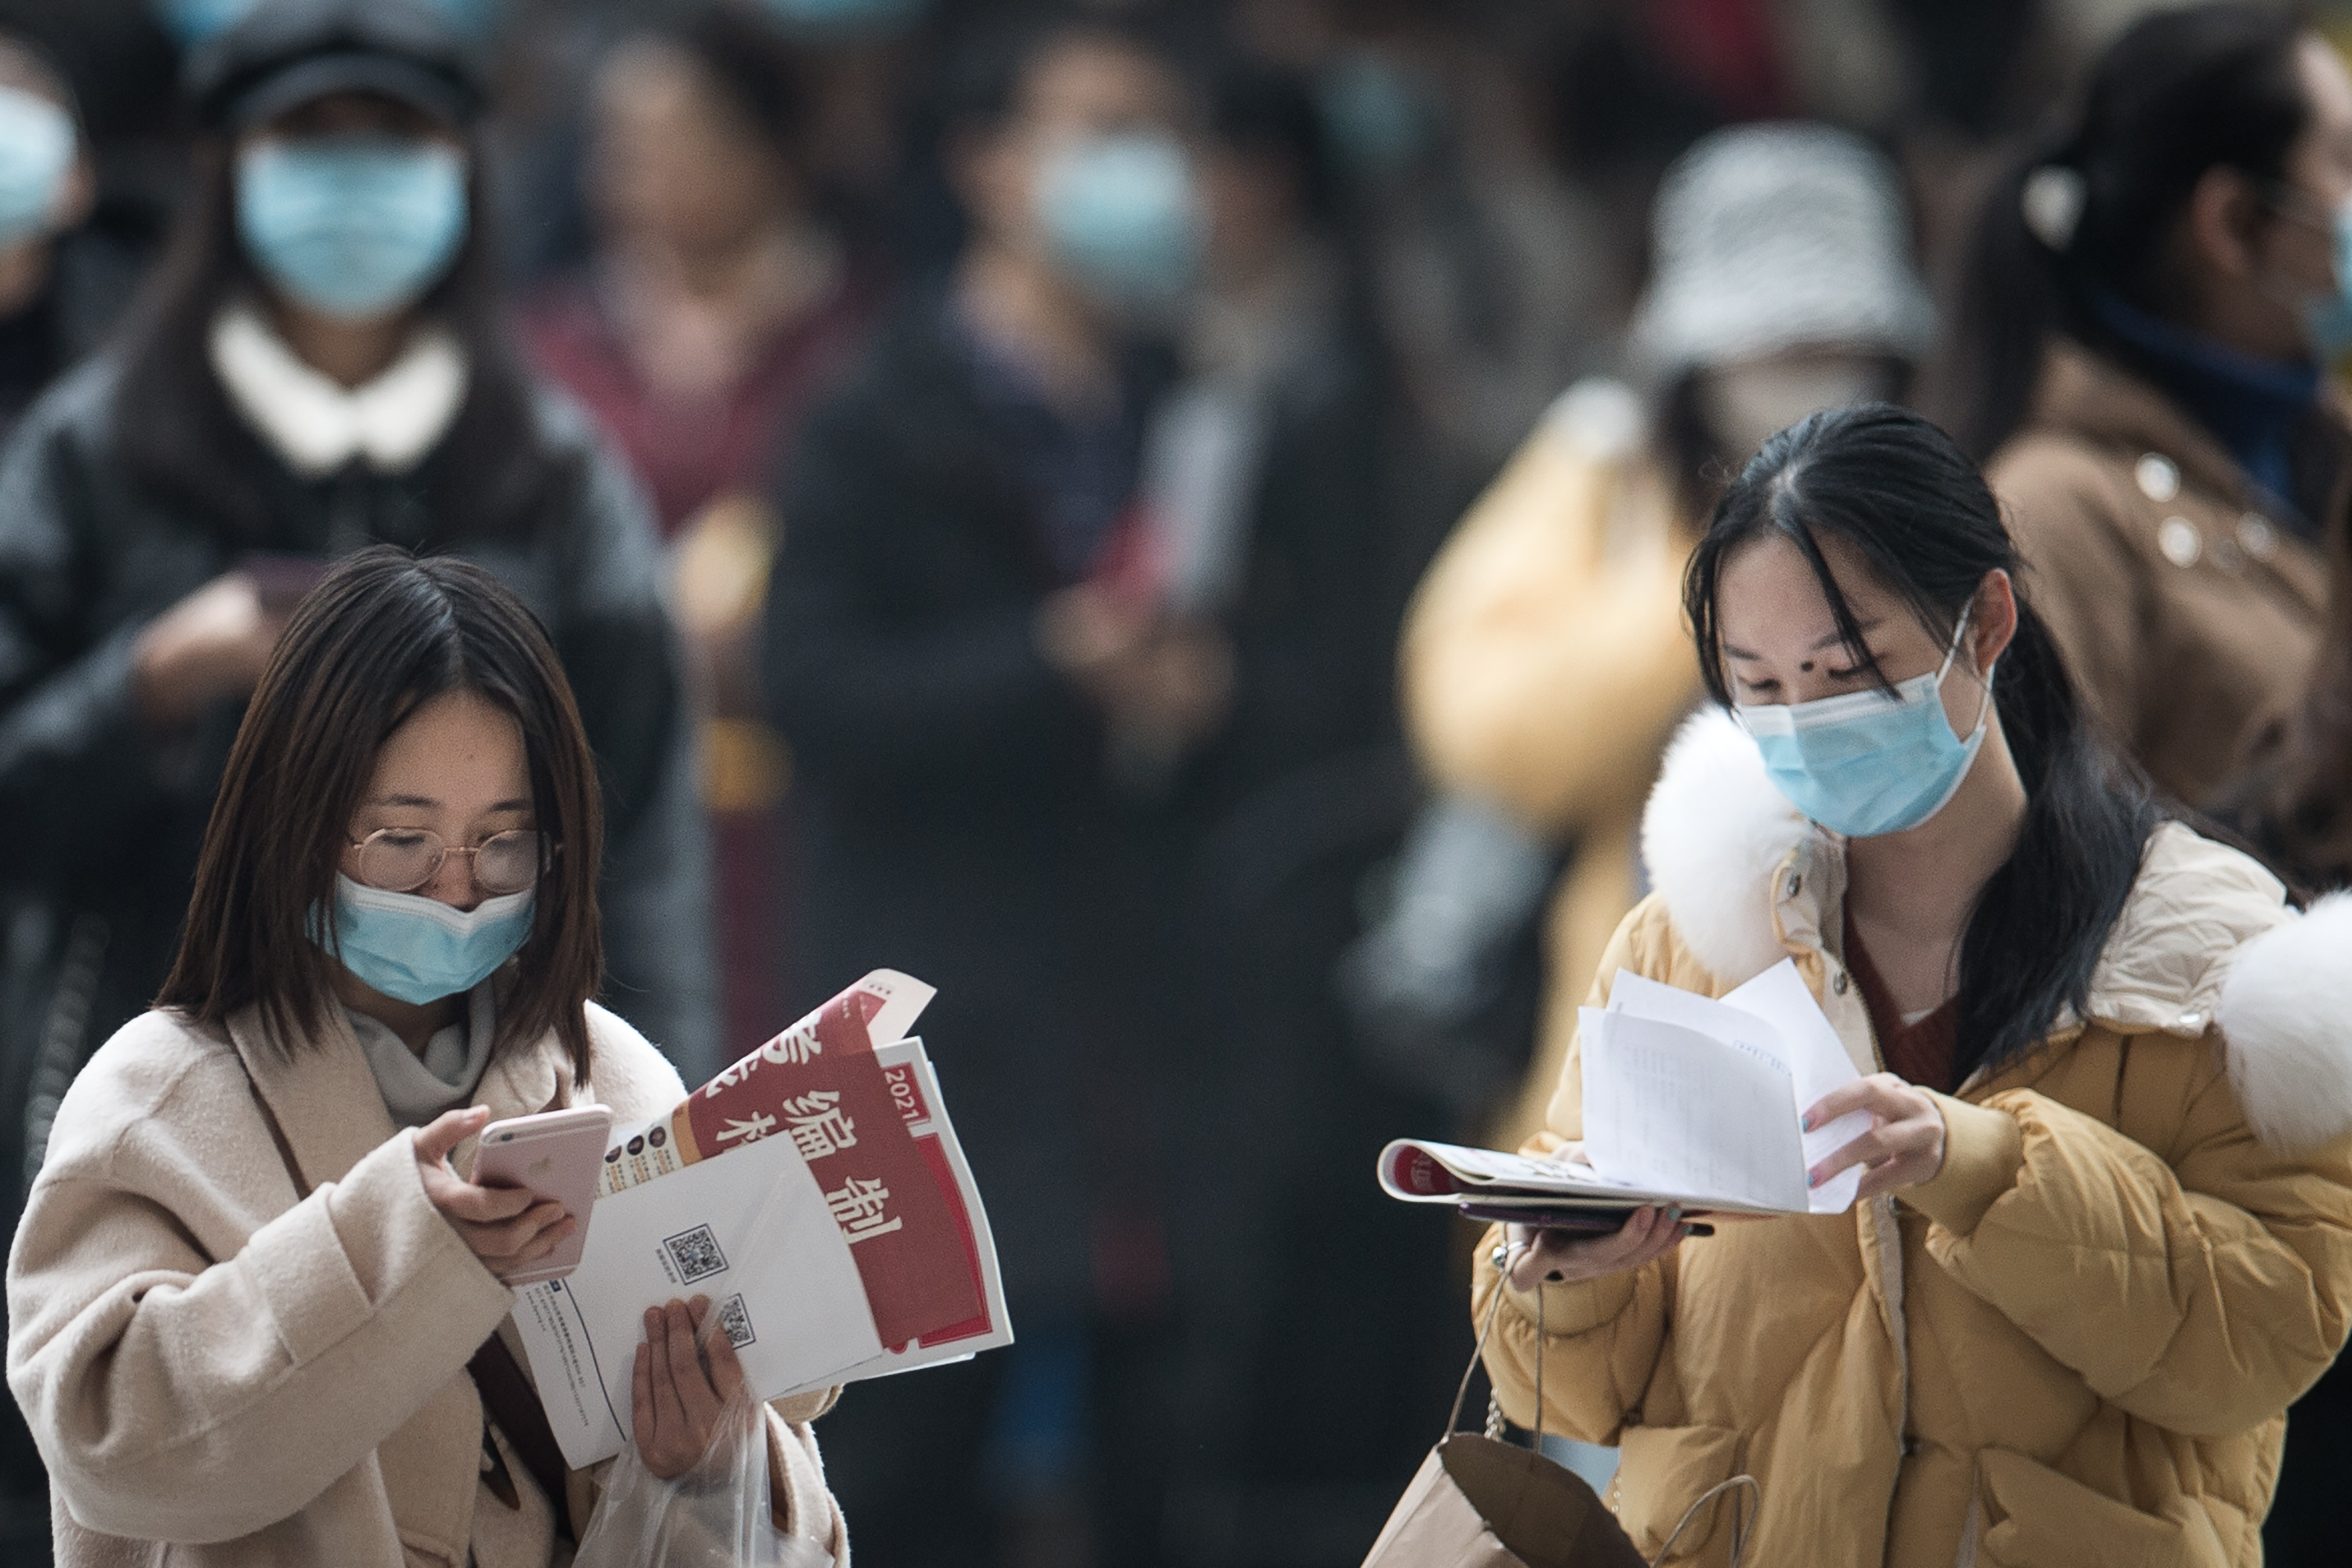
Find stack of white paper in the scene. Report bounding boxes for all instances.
[1378,960,1870,1218]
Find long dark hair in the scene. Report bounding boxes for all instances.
[158,548,605,1084]
[1936,3,2311,460]
[109,121,557,538]
[1686,405,2164,1079]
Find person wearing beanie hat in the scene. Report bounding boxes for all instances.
[1398,122,1932,1163]
[0,4,763,1559]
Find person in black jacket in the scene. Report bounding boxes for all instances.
[0,0,713,1308]
[765,16,1235,1563]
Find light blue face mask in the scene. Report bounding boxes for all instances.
[237,136,469,322]
[152,0,257,47]
[2295,197,2352,362]
[315,874,535,1006]
[1317,51,1436,183]
[1034,132,1203,307]
[155,0,496,44]
[756,0,927,35]
[1735,611,1994,839]
[0,88,74,246]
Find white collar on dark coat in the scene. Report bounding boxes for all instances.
[1639,706,2352,1150]
[208,299,470,479]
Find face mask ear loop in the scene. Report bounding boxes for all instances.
[1933,601,2002,739]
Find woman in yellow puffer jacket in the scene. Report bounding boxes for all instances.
[1402,122,1931,1153]
[1472,404,2352,1566]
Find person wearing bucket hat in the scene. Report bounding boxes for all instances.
[0,0,717,1333]
[1399,122,1932,1162]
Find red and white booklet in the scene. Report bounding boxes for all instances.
[513,971,1013,1465]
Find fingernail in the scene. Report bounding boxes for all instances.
[1679,1224,1693,1238]
[1801,1114,1813,1131]
[1808,1170,1821,1187]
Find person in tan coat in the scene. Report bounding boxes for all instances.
[1402,123,1931,1152]
[5,550,847,1566]
[1473,406,2352,1566]
[1942,6,2352,808]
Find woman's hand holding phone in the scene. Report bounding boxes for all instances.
[1504,1205,1690,1292]
[414,1107,576,1273]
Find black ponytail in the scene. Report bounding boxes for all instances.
[1933,2,2310,461]
[1687,404,2165,1080]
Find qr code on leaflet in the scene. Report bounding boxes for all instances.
[715,1293,755,1349]
[662,1224,728,1285]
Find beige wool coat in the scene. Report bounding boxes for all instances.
[6,998,848,1567]
[1474,710,2352,1566]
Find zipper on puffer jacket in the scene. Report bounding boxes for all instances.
[1873,1190,1911,1558]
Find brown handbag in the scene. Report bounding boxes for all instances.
[1358,1243,1754,1568]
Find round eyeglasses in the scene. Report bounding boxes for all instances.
[346,828,546,897]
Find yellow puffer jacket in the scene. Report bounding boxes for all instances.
[1472,710,2352,1568]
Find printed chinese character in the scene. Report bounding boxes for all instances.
[824,1176,905,1244]
[715,1110,778,1144]
[760,1025,822,1066]
[704,1054,760,1095]
[780,1091,858,1159]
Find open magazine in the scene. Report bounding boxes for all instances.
[1379,960,1872,1222]
[514,971,1013,1467]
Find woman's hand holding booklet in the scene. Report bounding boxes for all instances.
[1377,959,1885,1226]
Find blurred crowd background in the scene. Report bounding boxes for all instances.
[0,0,2348,1565]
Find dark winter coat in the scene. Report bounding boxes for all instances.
[764,292,1406,1317]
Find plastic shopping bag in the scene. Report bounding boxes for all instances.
[572,1336,832,1568]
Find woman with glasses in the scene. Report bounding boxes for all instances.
[4,550,845,1567]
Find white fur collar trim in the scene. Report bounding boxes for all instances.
[1639,707,1806,985]
[1640,706,2352,1149]
[209,300,469,479]
[2219,894,2352,1150]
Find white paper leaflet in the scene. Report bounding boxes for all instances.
[514,1129,880,1468]
[1377,959,1870,1218]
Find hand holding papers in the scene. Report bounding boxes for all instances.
[1379,960,1872,1221]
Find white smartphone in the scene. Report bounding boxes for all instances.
[470,1105,614,1285]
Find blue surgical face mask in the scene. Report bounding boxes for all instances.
[756,0,927,35]
[2295,197,2352,363]
[1735,611,1994,839]
[1034,132,1203,308]
[424,0,506,39]
[0,88,74,246]
[1317,51,1437,183]
[315,874,535,1006]
[153,0,257,46]
[157,0,493,44]
[237,136,470,322]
